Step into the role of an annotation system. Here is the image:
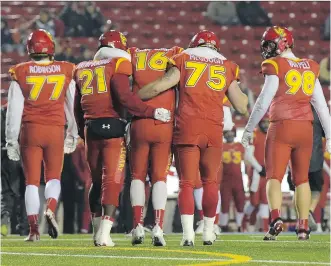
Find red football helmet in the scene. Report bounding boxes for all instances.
[98,30,128,51]
[260,26,294,59]
[26,29,55,57]
[188,30,220,51]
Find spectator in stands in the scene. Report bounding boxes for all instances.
[84,2,105,37]
[33,9,56,37]
[1,19,14,52]
[322,15,330,41]
[54,39,78,63]
[236,2,272,26]
[205,1,239,26]
[319,56,330,86]
[60,2,88,37]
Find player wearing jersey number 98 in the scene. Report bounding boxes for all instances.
[242,26,331,241]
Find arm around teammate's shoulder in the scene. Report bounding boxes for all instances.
[226,80,248,114]
[137,66,180,100]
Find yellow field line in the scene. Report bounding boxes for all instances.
[1,246,251,265]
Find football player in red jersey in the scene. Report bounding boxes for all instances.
[219,128,246,232]
[5,29,79,241]
[74,30,171,246]
[242,26,331,240]
[138,30,248,246]
[243,116,269,232]
[127,46,182,246]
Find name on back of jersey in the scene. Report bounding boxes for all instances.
[189,54,224,64]
[76,58,112,69]
[287,59,310,69]
[29,65,62,74]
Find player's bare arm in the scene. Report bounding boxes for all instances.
[137,66,180,100]
[226,80,248,114]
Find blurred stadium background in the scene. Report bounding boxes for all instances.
[1,1,330,235]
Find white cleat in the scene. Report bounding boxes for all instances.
[92,216,101,246]
[195,220,204,234]
[131,224,145,245]
[151,225,166,246]
[203,230,216,246]
[44,209,59,239]
[213,224,222,236]
[96,232,115,247]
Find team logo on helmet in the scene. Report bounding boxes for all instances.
[120,33,127,46]
[274,27,286,37]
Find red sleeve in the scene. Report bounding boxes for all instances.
[74,84,85,139]
[111,73,155,118]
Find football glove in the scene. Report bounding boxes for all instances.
[64,135,78,154]
[241,130,253,148]
[259,166,266,177]
[326,138,331,154]
[154,108,171,123]
[6,141,20,161]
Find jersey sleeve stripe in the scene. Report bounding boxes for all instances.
[235,65,240,79]
[261,59,279,75]
[115,58,129,73]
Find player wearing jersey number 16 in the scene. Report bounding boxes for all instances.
[138,30,248,246]
[242,26,331,241]
[74,30,171,247]
[5,29,79,242]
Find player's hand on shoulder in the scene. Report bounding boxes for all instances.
[241,130,253,148]
[154,108,171,123]
[64,135,78,154]
[326,138,331,154]
[6,141,20,161]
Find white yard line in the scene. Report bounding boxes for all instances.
[2,238,329,244]
[1,252,329,265]
[0,252,228,262]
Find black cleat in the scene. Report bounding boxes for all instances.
[263,218,284,241]
[203,241,214,245]
[181,240,194,246]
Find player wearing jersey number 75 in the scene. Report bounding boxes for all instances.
[138,30,248,246]
[5,29,79,242]
[74,30,171,247]
[242,26,331,241]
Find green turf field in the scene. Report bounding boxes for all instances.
[1,233,330,265]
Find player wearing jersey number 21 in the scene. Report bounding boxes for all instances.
[74,30,171,247]
[138,30,248,246]
[5,29,79,242]
[242,26,331,241]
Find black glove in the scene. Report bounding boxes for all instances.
[259,166,266,177]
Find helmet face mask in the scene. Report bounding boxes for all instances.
[224,130,236,143]
[260,26,294,59]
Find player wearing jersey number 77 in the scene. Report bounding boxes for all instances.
[138,30,248,246]
[241,26,331,241]
[5,29,79,242]
[74,30,171,247]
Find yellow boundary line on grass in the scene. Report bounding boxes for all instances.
[2,246,252,265]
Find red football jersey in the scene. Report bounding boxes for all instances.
[74,57,132,119]
[171,48,239,147]
[9,60,75,126]
[222,142,245,178]
[261,57,320,122]
[129,46,183,119]
[253,128,267,166]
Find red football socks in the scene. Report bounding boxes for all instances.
[154,209,165,229]
[270,209,281,221]
[133,206,144,227]
[46,198,57,213]
[198,210,204,221]
[298,219,309,231]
